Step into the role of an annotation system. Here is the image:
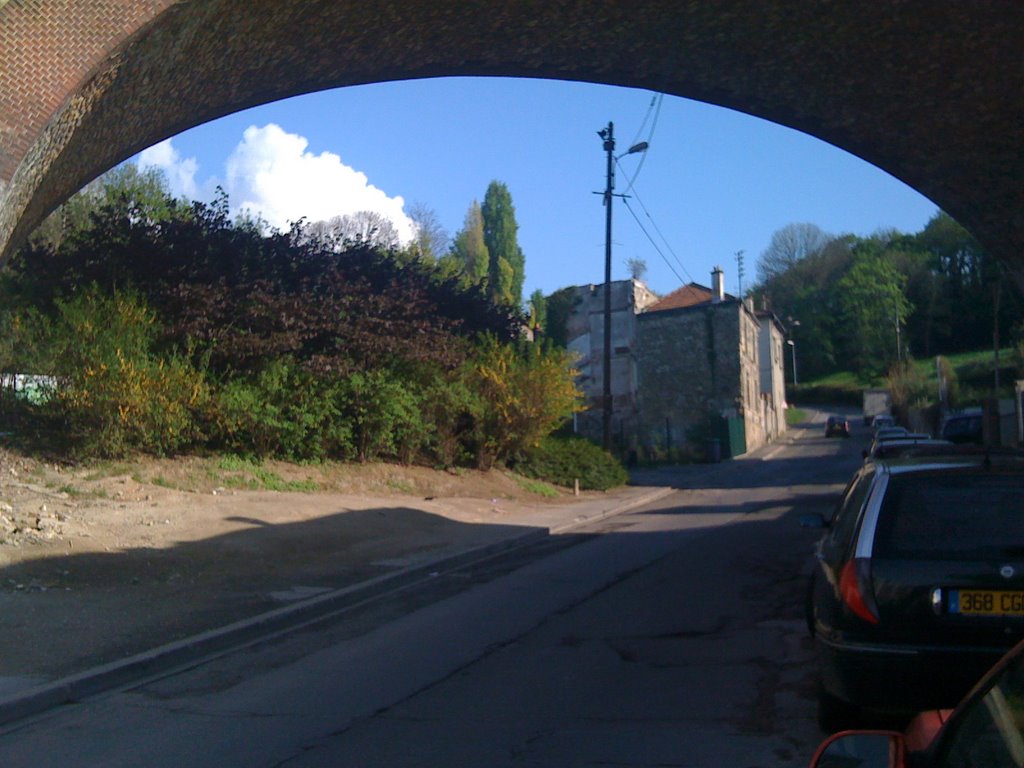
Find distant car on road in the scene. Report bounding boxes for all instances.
[825,415,851,438]
[863,389,892,426]
[803,446,1024,728]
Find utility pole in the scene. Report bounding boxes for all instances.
[600,122,615,451]
[895,309,903,364]
[595,123,647,452]
[735,250,745,298]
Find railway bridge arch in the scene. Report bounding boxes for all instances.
[1,1,1022,281]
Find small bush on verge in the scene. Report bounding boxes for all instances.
[517,435,628,491]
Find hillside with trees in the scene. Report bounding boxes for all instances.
[751,215,1024,397]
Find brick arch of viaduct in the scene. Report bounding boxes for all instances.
[1,1,1022,281]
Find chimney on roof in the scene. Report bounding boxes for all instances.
[711,266,725,303]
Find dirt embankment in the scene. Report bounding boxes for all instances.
[0,448,595,678]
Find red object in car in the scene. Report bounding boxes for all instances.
[808,637,1024,767]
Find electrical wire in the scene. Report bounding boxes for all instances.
[628,182,694,283]
[623,93,663,195]
[615,156,695,285]
[605,92,689,288]
[620,196,689,286]
[628,94,658,150]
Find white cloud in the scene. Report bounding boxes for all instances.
[137,139,200,200]
[136,126,416,244]
[224,124,415,242]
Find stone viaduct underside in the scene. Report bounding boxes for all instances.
[1,1,1022,281]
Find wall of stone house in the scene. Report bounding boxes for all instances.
[566,280,659,446]
[635,300,771,456]
[635,303,739,452]
[757,315,788,442]
[737,303,765,451]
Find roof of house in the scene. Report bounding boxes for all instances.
[645,282,733,312]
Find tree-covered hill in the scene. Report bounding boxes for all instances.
[750,215,1023,387]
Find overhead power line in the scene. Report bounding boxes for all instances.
[615,157,695,285]
[620,196,688,286]
[623,93,663,196]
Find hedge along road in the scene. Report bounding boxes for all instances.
[0,410,867,767]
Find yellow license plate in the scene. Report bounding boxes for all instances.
[951,590,1024,616]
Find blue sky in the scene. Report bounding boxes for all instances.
[136,76,940,303]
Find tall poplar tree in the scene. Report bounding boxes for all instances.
[481,181,525,308]
[451,201,490,286]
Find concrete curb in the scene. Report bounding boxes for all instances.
[0,485,674,727]
[549,486,675,533]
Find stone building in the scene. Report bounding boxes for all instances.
[561,279,661,444]
[562,268,787,459]
[756,307,789,444]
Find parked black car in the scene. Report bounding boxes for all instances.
[825,415,851,438]
[803,447,1024,728]
[862,438,953,461]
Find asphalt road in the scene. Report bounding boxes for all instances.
[0,412,868,767]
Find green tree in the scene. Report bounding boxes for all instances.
[528,289,547,336]
[543,286,581,349]
[29,163,179,250]
[915,211,1017,355]
[46,288,208,457]
[752,235,853,379]
[835,248,913,376]
[450,201,489,286]
[481,181,525,308]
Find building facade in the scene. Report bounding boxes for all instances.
[561,279,661,444]
[564,269,787,459]
[757,308,789,443]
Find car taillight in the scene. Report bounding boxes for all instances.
[839,558,880,624]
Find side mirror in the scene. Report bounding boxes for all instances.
[799,513,828,529]
[809,731,905,768]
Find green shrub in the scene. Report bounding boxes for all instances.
[337,370,427,463]
[464,336,583,469]
[47,289,208,457]
[516,435,628,491]
[886,359,932,411]
[210,359,351,461]
[418,376,481,468]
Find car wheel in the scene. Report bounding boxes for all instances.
[817,681,860,733]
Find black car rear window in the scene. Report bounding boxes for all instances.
[873,472,1024,560]
[825,469,875,555]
